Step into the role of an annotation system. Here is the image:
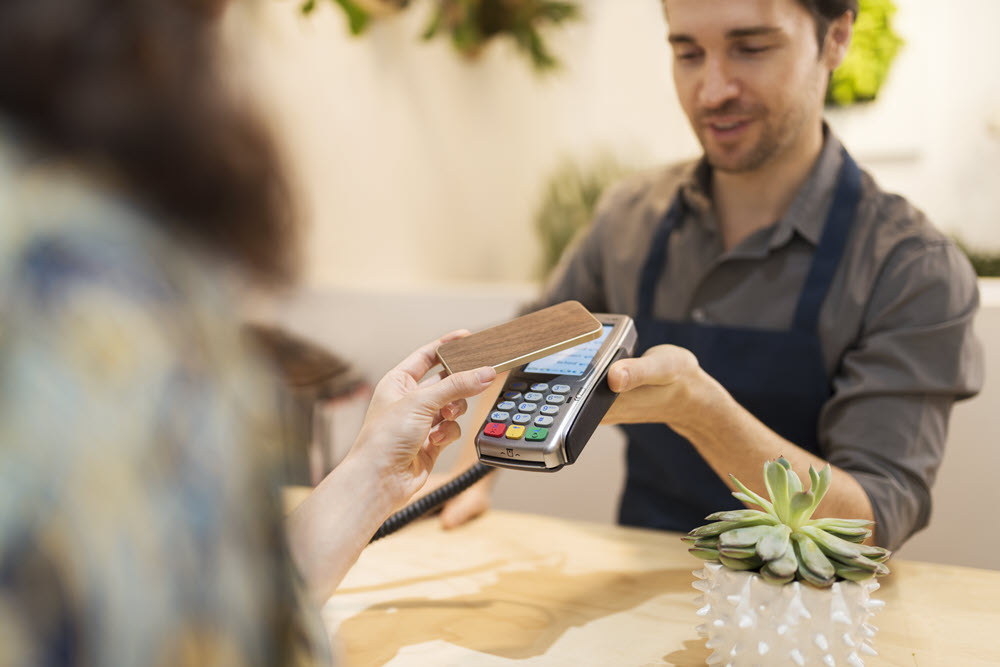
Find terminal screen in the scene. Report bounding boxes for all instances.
[523,324,612,377]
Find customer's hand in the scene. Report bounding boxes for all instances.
[287,332,496,602]
[345,331,497,513]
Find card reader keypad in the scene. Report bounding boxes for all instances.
[482,381,576,442]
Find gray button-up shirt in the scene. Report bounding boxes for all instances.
[527,130,984,550]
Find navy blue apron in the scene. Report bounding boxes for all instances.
[619,151,862,532]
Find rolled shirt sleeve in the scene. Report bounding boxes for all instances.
[820,238,984,550]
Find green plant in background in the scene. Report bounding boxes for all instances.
[534,156,629,279]
[300,0,581,71]
[826,0,904,106]
[423,0,579,71]
[954,238,1000,278]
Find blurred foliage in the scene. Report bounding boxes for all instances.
[535,156,629,279]
[826,0,904,106]
[300,0,580,71]
[954,238,1000,278]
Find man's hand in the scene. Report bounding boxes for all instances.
[415,472,493,528]
[603,344,725,432]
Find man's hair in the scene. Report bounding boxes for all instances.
[0,0,297,284]
[795,0,859,49]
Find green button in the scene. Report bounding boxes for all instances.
[525,427,548,441]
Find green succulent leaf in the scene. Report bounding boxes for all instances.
[792,533,835,587]
[705,509,778,523]
[689,546,721,561]
[809,518,872,544]
[811,464,833,506]
[765,460,791,522]
[767,542,799,578]
[755,524,792,562]
[785,463,803,494]
[811,517,875,530]
[760,563,796,585]
[720,554,764,570]
[719,525,774,549]
[688,516,775,539]
[719,545,758,560]
[788,491,816,527]
[833,561,876,582]
[729,474,776,514]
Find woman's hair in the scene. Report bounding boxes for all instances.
[0,0,296,283]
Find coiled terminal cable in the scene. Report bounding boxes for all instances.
[370,462,495,543]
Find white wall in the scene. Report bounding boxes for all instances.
[231,0,1000,290]
[230,0,694,287]
[827,0,1000,252]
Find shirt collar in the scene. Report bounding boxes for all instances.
[675,123,847,248]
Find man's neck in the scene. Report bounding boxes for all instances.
[711,125,824,251]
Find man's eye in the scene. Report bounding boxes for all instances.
[676,51,702,62]
[737,44,772,56]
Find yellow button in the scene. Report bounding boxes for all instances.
[505,425,526,440]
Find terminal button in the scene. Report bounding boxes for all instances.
[525,427,548,441]
[505,425,526,440]
[490,411,510,422]
[484,422,507,438]
[552,384,571,394]
[512,413,531,424]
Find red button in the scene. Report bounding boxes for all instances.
[484,422,507,437]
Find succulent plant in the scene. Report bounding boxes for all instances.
[683,458,891,587]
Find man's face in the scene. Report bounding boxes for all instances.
[664,0,835,174]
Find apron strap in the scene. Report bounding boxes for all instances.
[637,197,685,319]
[637,151,862,331]
[791,150,863,334]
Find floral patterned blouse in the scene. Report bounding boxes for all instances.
[0,126,331,665]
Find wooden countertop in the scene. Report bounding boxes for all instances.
[314,509,1000,666]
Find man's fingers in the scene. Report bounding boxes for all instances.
[440,485,490,529]
[608,345,697,393]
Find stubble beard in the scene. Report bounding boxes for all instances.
[696,100,808,175]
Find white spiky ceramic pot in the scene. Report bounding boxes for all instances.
[693,562,884,667]
[684,459,892,667]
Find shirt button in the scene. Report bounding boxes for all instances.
[691,307,708,323]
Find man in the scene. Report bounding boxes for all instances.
[441,0,982,551]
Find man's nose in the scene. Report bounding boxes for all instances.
[698,57,740,109]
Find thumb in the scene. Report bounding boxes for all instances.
[607,345,694,393]
[417,366,496,413]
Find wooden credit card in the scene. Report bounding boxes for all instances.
[436,301,603,375]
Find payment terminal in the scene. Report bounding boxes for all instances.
[475,313,636,472]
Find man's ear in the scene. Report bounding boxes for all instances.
[822,11,854,71]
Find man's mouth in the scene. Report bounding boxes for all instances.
[704,117,752,139]
[711,120,745,131]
